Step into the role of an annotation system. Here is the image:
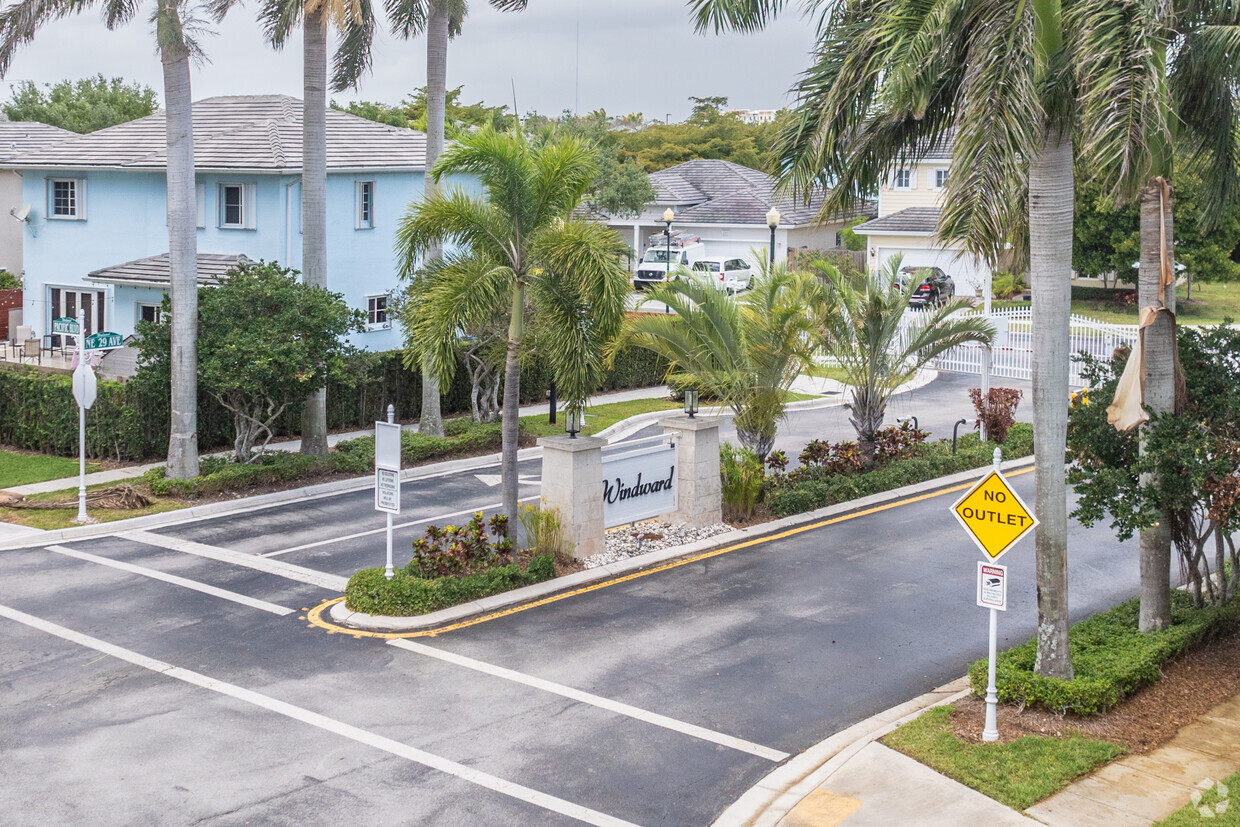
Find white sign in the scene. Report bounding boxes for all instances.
[375,467,400,514]
[72,359,97,410]
[977,562,1007,611]
[374,421,401,471]
[602,443,677,528]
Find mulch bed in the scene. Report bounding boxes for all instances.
[948,623,1240,752]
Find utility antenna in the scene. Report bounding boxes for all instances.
[574,18,580,115]
[511,78,519,128]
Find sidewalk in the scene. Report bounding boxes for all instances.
[726,682,1240,827]
[2,384,672,497]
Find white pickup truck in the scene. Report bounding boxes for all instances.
[634,234,706,290]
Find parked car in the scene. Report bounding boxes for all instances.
[634,236,706,290]
[897,266,955,308]
[692,258,755,293]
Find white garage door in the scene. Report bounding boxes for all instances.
[876,245,993,292]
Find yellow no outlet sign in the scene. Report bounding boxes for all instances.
[952,470,1037,561]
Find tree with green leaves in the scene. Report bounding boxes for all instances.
[3,75,157,133]
[396,126,630,531]
[137,262,362,463]
[0,0,209,479]
[822,256,994,464]
[615,263,829,460]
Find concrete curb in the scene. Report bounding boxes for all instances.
[712,677,974,827]
[327,452,1035,633]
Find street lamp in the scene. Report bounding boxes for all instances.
[766,207,781,268]
[684,389,699,419]
[663,208,675,313]
[565,407,583,439]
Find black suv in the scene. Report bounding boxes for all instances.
[897,266,955,308]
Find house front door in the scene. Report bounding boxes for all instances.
[48,287,106,342]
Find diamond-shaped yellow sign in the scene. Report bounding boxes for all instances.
[952,470,1038,561]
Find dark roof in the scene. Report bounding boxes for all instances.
[600,159,869,226]
[85,253,254,288]
[0,121,74,161]
[853,207,941,235]
[1,96,427,172]
[914,132,955,161]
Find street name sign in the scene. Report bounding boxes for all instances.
[84,331,123,350]
[52,317,80,336]
[977,562,1007,611]
[951,470,1037,561]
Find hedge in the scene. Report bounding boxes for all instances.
[1071,285,1135,302]
[767,425,1034,517]
[344,554,556,616]
[0,345,668,461]
[968,591,1240,714]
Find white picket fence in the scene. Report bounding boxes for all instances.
[915,307,1138,385]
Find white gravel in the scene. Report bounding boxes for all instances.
[583,520,734,569]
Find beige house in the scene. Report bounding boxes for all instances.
[0,120,75,278]
[852,136,993,291]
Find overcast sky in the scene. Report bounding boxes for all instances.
[1,0,818,122]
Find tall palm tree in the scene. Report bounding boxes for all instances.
[210,0,376,457]
[615,263,829,460]
[395,126,630,530]
[1073,0,1240,632]
[689,0,1076,677]
[822,257,994,463]
[387,0,527,438]
[0,0,206,479]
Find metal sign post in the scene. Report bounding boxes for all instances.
[68,310,95,524]
[950,447,1037,743]
[374,405,401,579]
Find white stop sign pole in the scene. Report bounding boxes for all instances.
[70,310,96,524]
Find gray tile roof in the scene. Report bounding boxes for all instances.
[915,132,955,161]
[0,96,427,172]
[853,207,940,235]
[604,159,868,227]
[0,121,74,161]
[85,253,254,288]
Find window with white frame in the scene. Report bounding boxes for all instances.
[934,168,949,190]
[136,303,162,325]
[218,182,256,229]
[893,169,913,190]
[48,178,85,219]
[356,181,375,229]
[367,294,389,329]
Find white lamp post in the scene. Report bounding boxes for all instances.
[766,207,781,267]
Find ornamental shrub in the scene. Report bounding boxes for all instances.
[344,553,556,616]
[969,387,1023,445]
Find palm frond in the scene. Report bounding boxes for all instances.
[1170,23,1240,224]
[686,0,791,33]
[330,0,375,90]
[530,219,631,343]
[394,187,515,276]
[384,0,426,38]
[0,0,94,75]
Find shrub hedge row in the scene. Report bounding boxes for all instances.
[969,591,1240,714]
[767,425,1034,517]
[345,554,556,616]
[0,345,667,461]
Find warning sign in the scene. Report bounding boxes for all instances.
[977,562,1007,611]
[952,470,1037,561]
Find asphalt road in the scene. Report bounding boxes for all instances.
[0,463,1147,825]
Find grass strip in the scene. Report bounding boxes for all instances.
[0,449,100,489]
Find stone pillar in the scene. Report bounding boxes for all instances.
[538,435,605,559]
[659,415,721,528]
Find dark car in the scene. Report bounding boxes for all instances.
[897,266,955,308]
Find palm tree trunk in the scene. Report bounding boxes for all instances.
[1029,131,1073,679]
[1138,178,1175,632]
[300,8,330,456]
[500,281,526,537]
[161,13,199,480]
[417,1,450,439]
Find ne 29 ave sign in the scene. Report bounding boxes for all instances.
[601,442,677,528]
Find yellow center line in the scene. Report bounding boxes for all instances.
[306,466,1035,640]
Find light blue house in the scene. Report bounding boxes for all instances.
[2,95,440,353]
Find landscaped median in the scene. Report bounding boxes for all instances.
[881,591,1240,816]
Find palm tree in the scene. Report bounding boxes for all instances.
[0,0,206,479]
[395,126,630,531]
[615,262,828,460]
[822,257,994,463]
[687,0,1077,677]
[210,0,377,457]
[387,0,527,438]
[1072,0,1240,632]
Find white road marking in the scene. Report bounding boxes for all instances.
[0,604,639,827]
[121,530,347,592]
[387,639,789,763]
[261,497,540,558]
[474,473,541,488]
[43,545,294,617]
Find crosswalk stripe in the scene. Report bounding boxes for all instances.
[121,530,347,592]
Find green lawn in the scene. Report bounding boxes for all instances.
[0,481,184,530]
[0,449,99,489]
[519,397,682,438]
[883,706,1126,810]
[805,364,852,384]
[994,282,1240,326]
[1157,768,1240,824]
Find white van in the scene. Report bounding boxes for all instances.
[692,258,756,293]
[634,234,706,289]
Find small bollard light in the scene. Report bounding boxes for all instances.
[565,408,583,439]
[684,389,700,418]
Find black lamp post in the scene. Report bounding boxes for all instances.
[684,389,700,419]
[663,207,675,313]
[766,207,780,268]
